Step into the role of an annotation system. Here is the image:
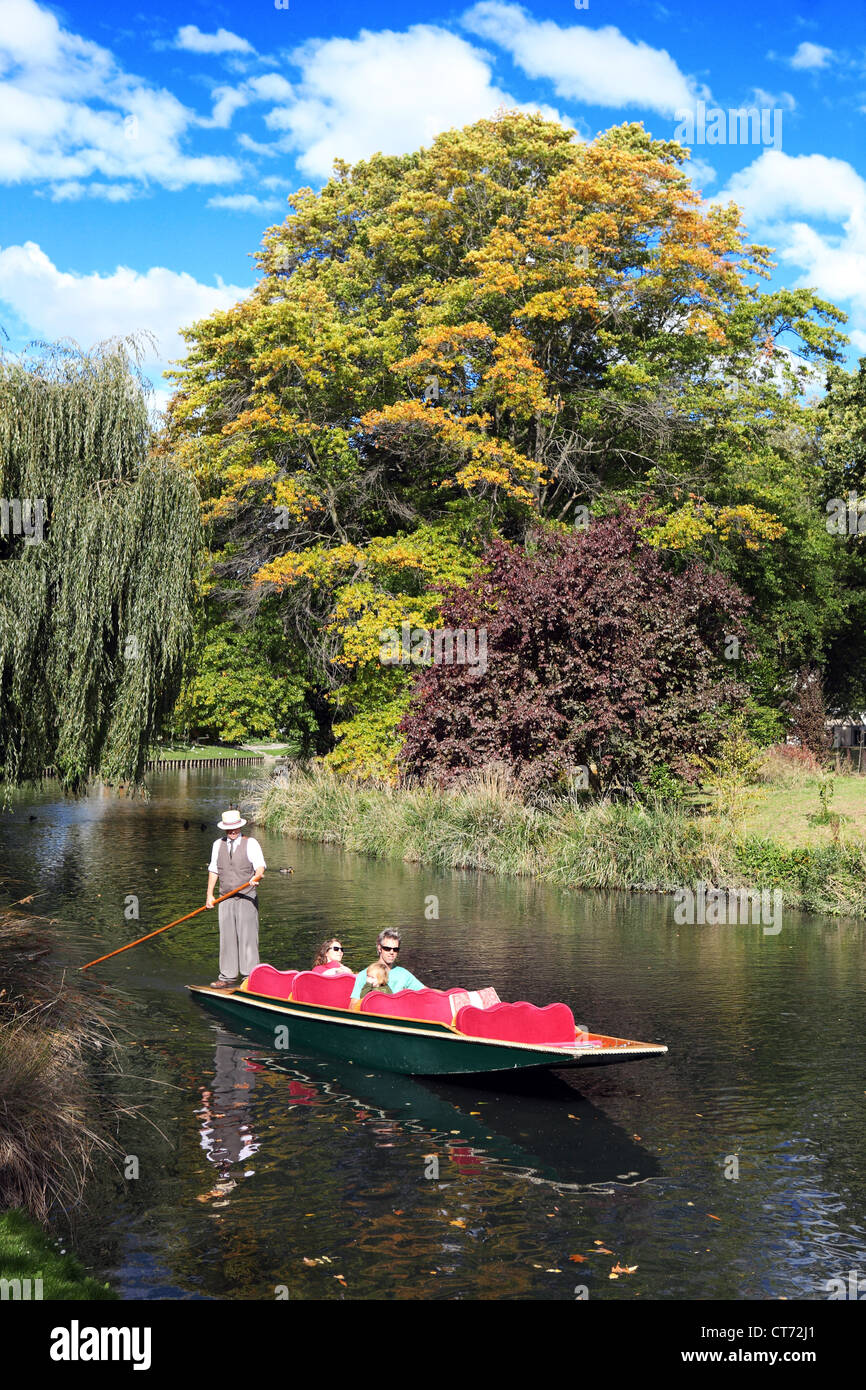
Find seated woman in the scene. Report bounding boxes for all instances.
[348,961,391,1011]
[311,939,354,977]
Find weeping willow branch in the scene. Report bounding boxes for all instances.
[0,342,202,795]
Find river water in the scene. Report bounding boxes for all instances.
[2,767,865,1301]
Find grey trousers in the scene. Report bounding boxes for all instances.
[218,894,260,982]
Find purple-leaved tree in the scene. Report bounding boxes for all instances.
[398,506,752,793]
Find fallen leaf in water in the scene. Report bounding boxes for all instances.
[611,1263,638,1275]
[470,1111,481,1116]
[569,1255,587,1263]
[545,1268,562,1273]
[212,1200,229,1208]
[449,1219,466,1228]
[394,1209,403,1215]
[707,1214,721,1221]
[592,1247,614,1255]
[632,1134,641,1141]
[334,1275,347,1286]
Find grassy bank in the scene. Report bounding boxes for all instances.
[255,765,866,918]
[152,741,295,760]
[0,1209,115,1300]
[741,776,866,846]
[150,742,255,760]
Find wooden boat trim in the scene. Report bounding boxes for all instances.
[188,984,668,1060]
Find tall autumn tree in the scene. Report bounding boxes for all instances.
[0,343,201,793]
[164,112,846,774]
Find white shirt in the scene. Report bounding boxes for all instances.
[208,836,266,875]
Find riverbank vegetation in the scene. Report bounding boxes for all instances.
[256,760,866,918]
[0,911,118,1223]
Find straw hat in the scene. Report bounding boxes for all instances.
[217,809,247,830]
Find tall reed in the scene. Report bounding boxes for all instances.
[254,765,866,917]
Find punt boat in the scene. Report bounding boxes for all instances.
[188,964,668,1078]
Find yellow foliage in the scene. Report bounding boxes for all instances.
[645,500,786,551]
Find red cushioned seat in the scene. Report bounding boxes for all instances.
[245,965,299,1000]
[290,971,355,1009]
[360,987,455,1025]
[454,1000,576,1046]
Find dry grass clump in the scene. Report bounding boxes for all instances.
[759,743,826,785]
[0,911,118,1223]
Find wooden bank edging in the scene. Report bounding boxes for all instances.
[146,756,266,769]
[37,755,267,777]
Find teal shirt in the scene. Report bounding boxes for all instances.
[351,964,425,1000]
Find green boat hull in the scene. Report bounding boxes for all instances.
[188,985,668,1077]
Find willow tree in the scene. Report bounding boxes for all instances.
[0,343,201,793]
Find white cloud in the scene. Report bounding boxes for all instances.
[0,0,243,191]
[789,42,833,70]
[174,25,254,56]
[461,1,702,115]
[0,240,250,372]
[684,157,716,188]
[44,180,141,202]
[237,133,281,157]
[247,75,294,102]
[749,87,796,111]
[849,329,866,354]
[203,85,251,129]
[261,23,569,179]
[714,152,866,323]
[207,193,282,214]
[199,73,295,129]
[716,151,866,225]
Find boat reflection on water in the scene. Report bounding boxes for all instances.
[199,1016,661,1194]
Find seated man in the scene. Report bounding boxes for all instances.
[349,929,424,1004]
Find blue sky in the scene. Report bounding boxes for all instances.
[1,0,865,410]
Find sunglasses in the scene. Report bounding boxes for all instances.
[380,944,400,952]
[329,945,344,953]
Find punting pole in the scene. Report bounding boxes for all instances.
[80,880,256,971]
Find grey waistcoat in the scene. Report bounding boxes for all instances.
[217,837,257,902]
